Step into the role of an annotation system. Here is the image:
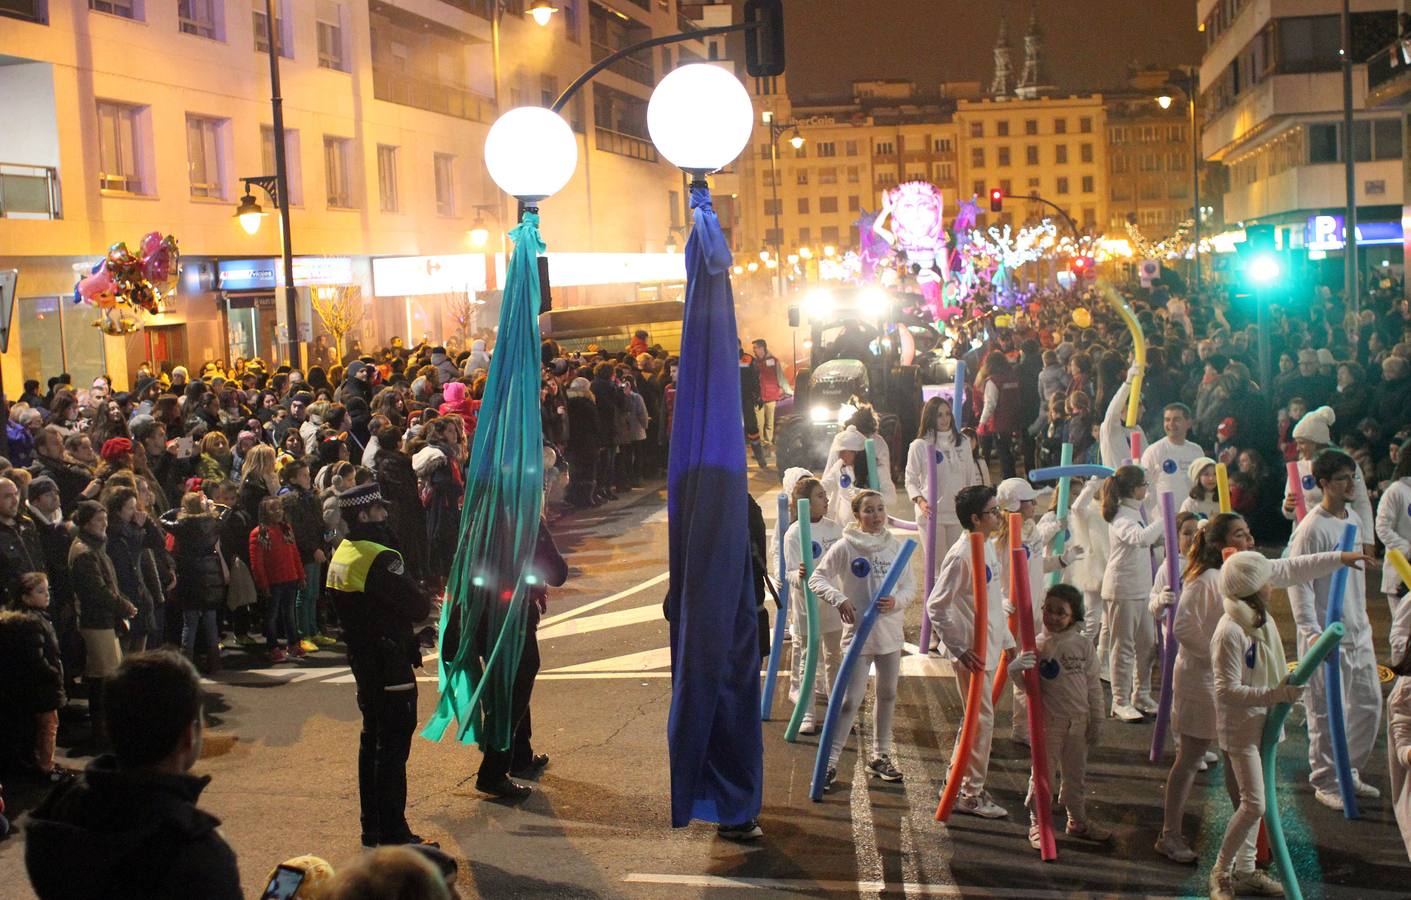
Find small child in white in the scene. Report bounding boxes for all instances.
[809,489,918,792]
[1009,583,1111,850]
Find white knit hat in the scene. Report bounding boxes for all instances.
[1187,456,1215,486]
[837,430,866,452]
[1291,406,1335,445]
[781,466,814,497]
[1219,550,1272,599]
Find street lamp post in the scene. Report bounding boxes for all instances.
[763,113,801,297]
[1157,65,1201,294]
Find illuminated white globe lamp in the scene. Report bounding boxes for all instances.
[1156,95,1174,110]
[526,0,557,26]
[647,63,754,175]
[483,107,578,203]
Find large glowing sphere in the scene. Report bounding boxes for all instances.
[647,64,754,172]
[483,107,578,201]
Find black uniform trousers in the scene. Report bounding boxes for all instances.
[477,605,541,781]
[355,681,417,842]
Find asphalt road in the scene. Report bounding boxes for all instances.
[2,464,1409,898]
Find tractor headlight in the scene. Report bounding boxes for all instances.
[809,405,833,424]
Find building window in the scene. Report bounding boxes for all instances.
[1308,123,1339,163]
[1055,144,1068,164]
[541,73,559,108]
[1054,118,1067,134]
[253,0,291,57]
[845,140,858,155]
[972,179,985,196]
[996,120,1010,137]
[562,0,579,41]
[1024,119,1038,135]
[1081,175,1094,193]
[434,153,456,216]
[759,142,771,160]
[819,166,837,184]
[1027,177,1039,189]
[377,144,398,212]
[847,165,860,183]
[1111,155,1129,174]
[763,198,781,216]
[1139,152,1160,171]
[186,115,226,199]
[1056,176,1069,194]
[1082,206,1096,228]
[762,170,777,187]
[907,170,925,182]
[875,140,894,156]
[260,126,301,205]
[969,122,983,138]
[90,0,140,19]
[821,225,839,244]
[1025,145,1038,165]
[1079,117,1093,133]
[796,197,810,215]
[96,100,146,194]
[796,169,808,185]
[1110,183,1131,201]
[971,147,984,167]
[819,196,838,213]
[764,228,782,246]
[933,162,954,182]
[178,0,220,38]
[316,0,347,71]
[848,195,860,211]
[876,170,897,187]
[933,137,952,152]
[816,141,836,157]
[798,227,811,245]
[793,143,806,159]
[999,178,1012,194]
[1080,142,1093,164]
[1140,181,1162,200]
[323,136,354,208]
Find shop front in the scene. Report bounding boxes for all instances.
[217,256,360,369]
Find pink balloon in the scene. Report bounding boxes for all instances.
[139,230,163,258]
[77,268,115,305]
[142,251,171,283]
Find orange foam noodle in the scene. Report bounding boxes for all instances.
[937,531,989,822]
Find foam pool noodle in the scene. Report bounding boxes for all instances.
[785,498,821,742]
[1323,521,1361,818]
[1216,462,1233,514]
[1149,491,1181,762]
[760,492,790,720]
[991,513,1023,703]
[919,446,939,652]
[1101,283,1146,429]
[1012,533,1057,860]
[1286,461,1308,522]
[864,437,879,492]
[1028,464,1115,482]
[936,532,990,822]
[1046,443,1075,590]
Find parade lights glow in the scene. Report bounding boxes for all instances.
[859,287,889,319]
[646,64,754,172]
[484,107,578,201]
[804,288,835,320]
[1249,253,1281,285]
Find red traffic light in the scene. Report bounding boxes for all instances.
[1069,257,1096,280]
[988,188,1003,213]
[1071,257,1087,270]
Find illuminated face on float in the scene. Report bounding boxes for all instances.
[887,182,945,259]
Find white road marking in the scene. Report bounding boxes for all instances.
[536,603,664,641]
[539,571,669,628]
[620,874,1260,898]
[541,645,673,674]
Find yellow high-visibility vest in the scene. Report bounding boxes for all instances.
[325,539,400,593]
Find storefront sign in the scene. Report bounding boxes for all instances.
[218,257,354,291]
[1304,215,1404,251]
[492,253,687,288]
[372,254,489,297]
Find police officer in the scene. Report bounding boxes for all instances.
[325,483,435,848]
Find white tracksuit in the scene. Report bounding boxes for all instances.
[826,426,897,507]
[904,430,981,564]
[820,458,863,529]
[1376,477,1411,604]
[1179,495,1221,521]
[1070,477,1110,648]
[1100,379,1145,470]
[1283,456,1375,541]
[929,532,1015,797]
[1287,505,1380,795]
[1016,624,1104,822]
[1103,498,1164,706]
[998,514,1064,742]
[1141,436,1205,520]
[784,516,845,711]
[809,527,917,768]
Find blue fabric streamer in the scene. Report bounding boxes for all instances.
[422,212,545,750]
[666,183,764,828]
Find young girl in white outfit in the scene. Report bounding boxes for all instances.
[1180,457,1220,521]
[1070,475,1111,665]
[1101,464,1164,721]
[1009,583,1111,851]
[1386,647,1411,861]
[1208,552,1313,900]
[821,430,869,529]
[784,476,844,734]
[1376,443,1411,617]
[808,489,917,791]
[906,397,981,563]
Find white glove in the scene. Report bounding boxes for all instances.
[1007,650,1036,680]
[1128,365,1143,380]
[1155,589,1176,610]
[1268,680,1305,706]
[1060,545,1085,566]
[1003,599,1016,616]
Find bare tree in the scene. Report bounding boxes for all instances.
[311,285,365,358]
[442,287,478,345]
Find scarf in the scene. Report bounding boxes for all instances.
[1221,594,1287,692]
[841,523,916,605]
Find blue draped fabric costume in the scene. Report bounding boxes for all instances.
[423,212,545,750]
[665,183,764,827]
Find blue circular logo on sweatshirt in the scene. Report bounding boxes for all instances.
[935,449,945,464]
[1039,658,1061,680]
[850,557,871,578]
[1162,458,1178,474]
[1022,543,1032,560]
[1302,474,1316,491]
[811,540,823,559]
[1245,642,1257,669]
[984,564,993,584]
[840,473,852,488]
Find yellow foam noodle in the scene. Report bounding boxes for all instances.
[1216,462,1233,514]
[1388,549,1411,593]
[1100,281,1145,428]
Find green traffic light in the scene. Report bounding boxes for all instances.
[1248,253,1280,285]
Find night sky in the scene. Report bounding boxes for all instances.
[785,0,1205,98]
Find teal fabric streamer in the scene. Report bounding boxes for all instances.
[422,211,545,750]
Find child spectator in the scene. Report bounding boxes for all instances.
[250,496,305,663]
[0,572,67,780]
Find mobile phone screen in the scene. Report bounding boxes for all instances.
[260,865,305,900]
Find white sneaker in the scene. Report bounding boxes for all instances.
[1197,756,1209,772]
[799,715,817,735]
[1313,789,1343,811]
[1203,750,1220,765]
[1231,868,1286,896]
[1111,703,1144,722]
[1208,870,1235,900]
[955,791,1009,819]
[1154,833,1198,864]
[1352,775,1381,799]
[1134,694,1160,714]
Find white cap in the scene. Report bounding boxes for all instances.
[1291,406,1335,445]
[996,477,1039,511]
[837,430,866,452]
[781,467,814,497]
[1219,550,1272,599]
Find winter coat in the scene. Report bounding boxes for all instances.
[591,376,625,448]
[6,421,34,468]
[248,524,303,591]
[24,755,242,900]
[29,507,75,618]
[69,532,128,631]
[0,514,45,603]
[162,510,228,612]
[375,449,429,582]
[30,452,94,513]
[280,486,325,565]
[104,518,157,636]
[622,391,648,443]
[565,395,601,462]
[412,445,459,578]
[0,606,64,712]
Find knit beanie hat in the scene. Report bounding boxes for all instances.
[1187,456,1215,487]
[1291,406,1335,445]
[1219,550,1272,600]
[782,466,814,498]
[837,430,866,452]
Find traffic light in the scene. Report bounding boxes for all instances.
[989,187,1003,213]
[1237,224,1280,286]
[744,0,785,77]
[1069,256,1096,281]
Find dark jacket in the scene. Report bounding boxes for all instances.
[280,486,325,565]
[69,532,128,631]
[565,395,601,462]
[30,452,94,513]
[29,508,75,619]
[0,514,47,604]
[327,523,431,689]
[0,606,64,712]
[590,375,625,448]
[25,755,242,900]
[162,510,229,613]
[105,519,154,628]
[374,449,429,583]
[149,450,194,515]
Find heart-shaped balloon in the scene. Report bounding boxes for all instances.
[139,230,163,258]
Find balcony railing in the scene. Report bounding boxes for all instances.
[595,126,658,162]
[591,39,654,87]
[0,163,61,219]
[373,67,495,123]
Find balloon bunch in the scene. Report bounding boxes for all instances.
[73,231,180,335]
